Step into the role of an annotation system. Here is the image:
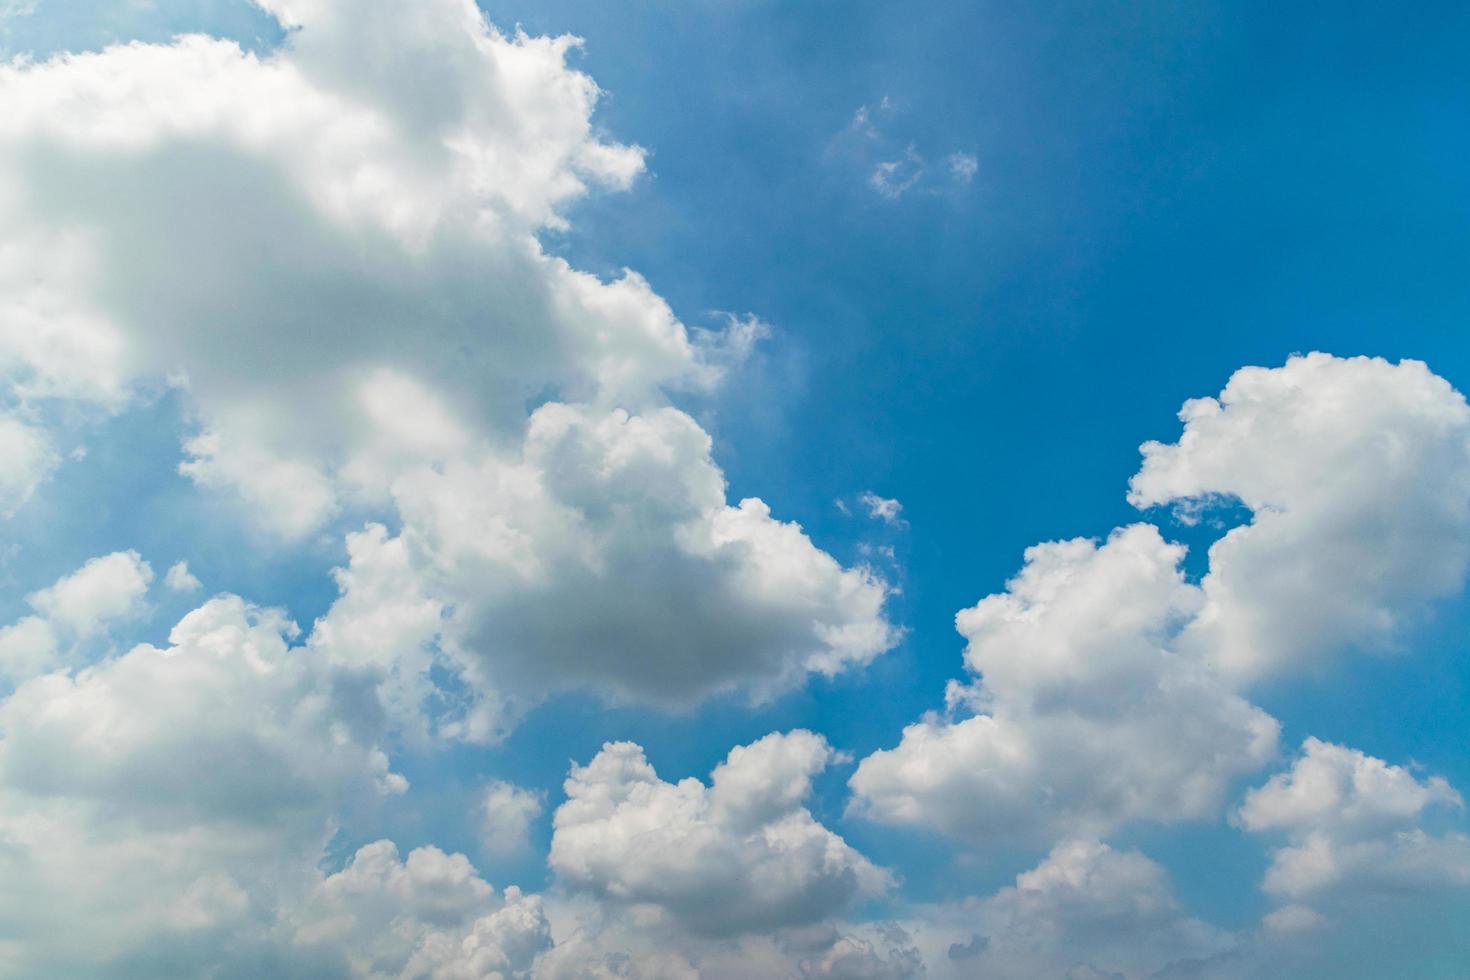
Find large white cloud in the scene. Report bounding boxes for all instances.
[852,353,1470,853]
[290,839,551,979]
[1129,353,1470,681]
[849,524,1277,844]
[1237,737,1470,907]
[0,0,730,537]
[311,404,896,740]
[1,0,896,720]
[549,730,890,938]
[0,593,406,976]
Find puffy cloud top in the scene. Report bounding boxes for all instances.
[551,731,890,937]
[1129,353,1470,681]
[1237,738,1470,903]
[850,525,1277,843]
[0,0,736,536]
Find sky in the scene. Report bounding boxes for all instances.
[0,1,1467,977]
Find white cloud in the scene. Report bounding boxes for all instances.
[0,551,152,683]
[163,560,201,593]
[859,491,904,526]
[549,731,890,938]
[0,0,895,735]
[0,594,407,975]
[481,780,544,855]
[972,840,1233,979]
[945,153,978,184]
[0,0,749,538]
[797,926,924,979]
[1237,738,1470,904]
[310,523,446,740]
[0,614,57,685]
[25,549,152,635]
[291,838,550,979]
[1129,353,1470,682]
[1260,904,1327,935]
[893,841,1233,980]
[317,405,896,740]
[0,413,57,516]
[850,524,1277,844]
[869,148,924,200]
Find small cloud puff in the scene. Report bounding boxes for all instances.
[164,561,202,593]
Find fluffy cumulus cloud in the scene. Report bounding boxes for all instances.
[850,524,1277,844]
[290,839,551,979]
[1237,737,1470,906]
[313,405,896,741]
[550,730,890,938]
[0,0,896,726]
[481,780,544,855]
[0,0,1466,971]
[853,354,1470,853]
[0,0,749,538]
[0,594,406,976]
[0,550,152,683]
[1129,353,1470,681]
[936,839,1233,980]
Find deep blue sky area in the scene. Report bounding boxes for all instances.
[4,0,1470,967]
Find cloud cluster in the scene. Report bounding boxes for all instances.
[852,354,1470,851]
[0,550,152,683]
[1237,737,1470,906]
[847,354,1470,976]
[1129,353,1470,681]
[0,0,897,731]
[550,731,890,938]
[0,593,405,976]
[0,0,761,539]
[291,839,551,979]
[965,839,1232,979]
[850,524,1277,843]
[0,0,1466,971]
[313,405,896,740]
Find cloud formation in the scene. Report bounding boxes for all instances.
[1129,353,1470,681]
[0,0,897,732]
[0,593,405,976]
[850,524,1277,843]
[312,404,896,740]
[1237,737,1470,906]
[550,731,890,938]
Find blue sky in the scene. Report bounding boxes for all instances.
[0,1,1468,977]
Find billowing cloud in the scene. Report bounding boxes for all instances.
[887,841,1233,980]
[967,839,1233,979]
[25,549,152,634]
[550,730,890,938]
[0,0,896,725]
[850,524,1277,843]
[1237,737,1470,905]
[1129,353,1470,681]
[0,594,405,976]
[0,550,153,683]
[0,0,729,537]
[481,780,544,855]
[853,354,1470,856]
[316,405,897,740]
[290,839,550,979]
